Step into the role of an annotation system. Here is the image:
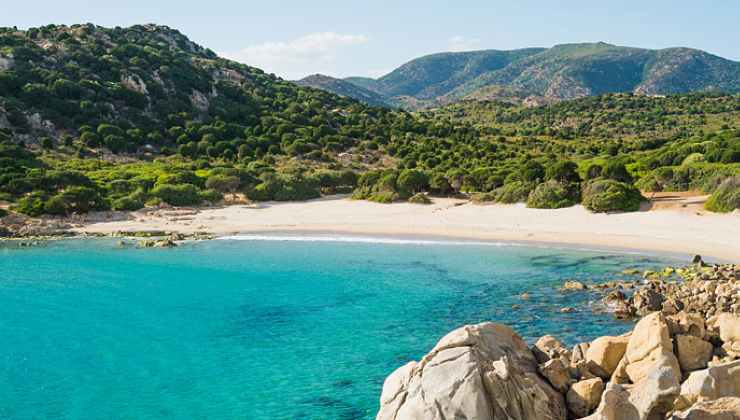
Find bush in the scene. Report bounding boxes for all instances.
[705,176,740,213]
[44,187,107,215]
[150,184,201,206]
[408,192,432,204]
[546,160,581,184]
[585,163,603,180]
[492,181,535,204]
[526,180,579,209]
[602,161,633,183]
[205,174,240,193]
[520,161,545,183]
[368,191,398,203]
[13,192,47,216]
[199,188,223,203]
[430,173,452,195]
[582,179,644,213]
[396,169,429,198]
[111,195,145,211]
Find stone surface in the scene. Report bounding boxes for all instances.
[674,360,740,411]
[541,358,573,393]
[715,313,740,358]
[585,363,682,420]
[676,335,714,372]
[668,313,707,339]
[586,335,629,379]
[567,378,604,418]
[672,397,740,419]
[533,334,570,364]
[376,322,566,420]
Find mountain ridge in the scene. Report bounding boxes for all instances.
[296,42,740,109]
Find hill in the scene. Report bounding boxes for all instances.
[294,74,395,107]
[316,43,740,109]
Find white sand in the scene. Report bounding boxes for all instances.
[76,197,740,261]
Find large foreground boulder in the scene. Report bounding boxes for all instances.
[376,322,566,420]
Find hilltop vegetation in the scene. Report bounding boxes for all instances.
[303,43,740,109]
[0,24,738,218]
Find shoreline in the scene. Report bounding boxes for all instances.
[70,196,740,262]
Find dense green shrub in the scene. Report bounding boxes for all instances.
[408,192,432,204]
[429,173,452,195]
[582,179,644,212]
[150,184,201,206]
[205,174,240,193]
[520,161,545,183]
[368,190,398,203]
[44,187,106,215]
[585,164,603,180]
[546,160,581,184]
[396,169,429,198]
[199,188,223,203]
[492,181,535,204]
[111,195,145,211]
[526,180,579,209]
[602,161,633,183]
[705,176,740,213]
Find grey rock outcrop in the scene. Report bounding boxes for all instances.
[376,322,566,420]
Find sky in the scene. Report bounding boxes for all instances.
[3,0,739,80]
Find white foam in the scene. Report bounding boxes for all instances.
[218,233,510,247]
[215,233,674,259]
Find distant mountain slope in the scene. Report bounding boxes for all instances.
[295,74,394,107]
[448,43,740,101]
[372,48,546,100]
[304,43,740,109]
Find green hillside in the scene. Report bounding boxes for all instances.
[0,24,738,218]
[295,74,395,107]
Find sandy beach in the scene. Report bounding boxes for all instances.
[74,195,740,261]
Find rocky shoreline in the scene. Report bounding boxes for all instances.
[377,260,740,419]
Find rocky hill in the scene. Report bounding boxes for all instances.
[308,43,740,109]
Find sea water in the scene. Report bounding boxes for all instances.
[0,236,678,419]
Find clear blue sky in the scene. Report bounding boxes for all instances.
[3,0,739,80]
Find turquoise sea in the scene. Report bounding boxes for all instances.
[0,235,678,419]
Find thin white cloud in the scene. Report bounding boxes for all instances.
[447,35,482,52]
[223,32,369,80]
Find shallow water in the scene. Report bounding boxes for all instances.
[0,236,677,419]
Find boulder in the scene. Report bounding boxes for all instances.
[567,378,604,418]
[533,335,570,364]
[573,343,590,364]
[563,280,588,291]
[540,358,573,393]
[672,397,740,419]
[585,363,682,420]
[632,289,665,315]
[675,335,714,372]
[376,322,566,420]
[624,312,676,378]
[673,360,740,411]
[586,335,629,379]
[668,312,707,339]
[714,313,740,358]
